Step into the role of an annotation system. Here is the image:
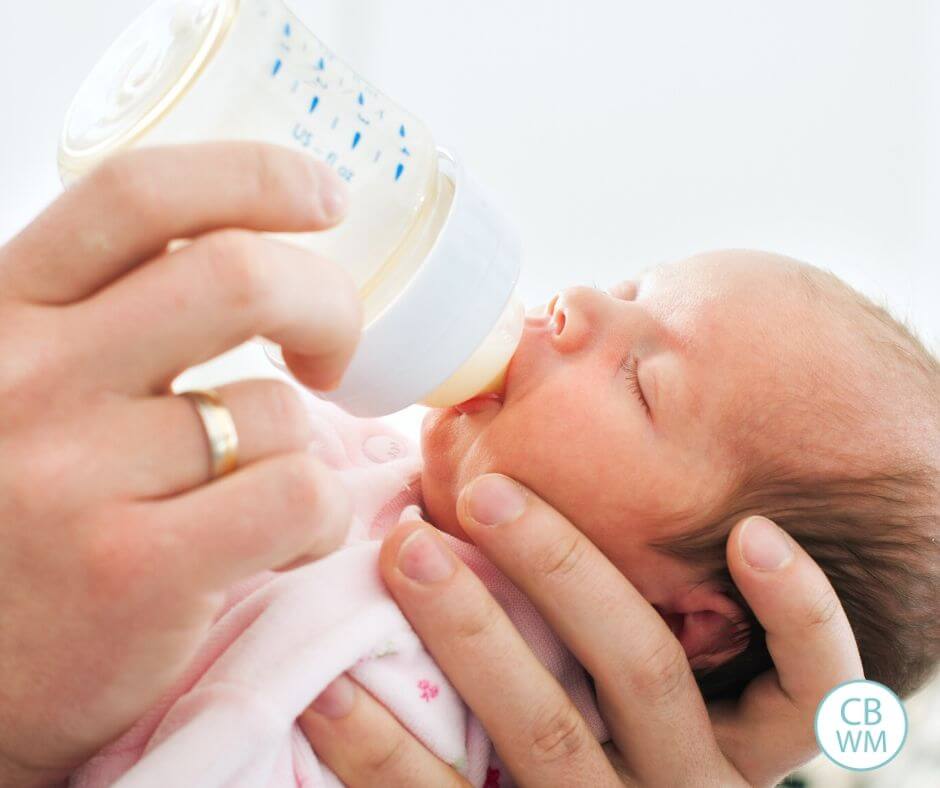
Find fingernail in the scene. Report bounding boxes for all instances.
[397,528,456,583]
[466,474,526,526]
[399,504,424,524]
[740,516,793,571]
[321,178,348,222]
[311,675,355,719]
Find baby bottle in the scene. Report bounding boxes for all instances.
[59,0,523,416]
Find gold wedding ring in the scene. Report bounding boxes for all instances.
[179,389,239,479]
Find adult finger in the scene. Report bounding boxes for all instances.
[73,230,362,393]
[133,452,353,591]
[95,380,313,499]
[0,142,347,305]
[714,516,864,785]
[379,519,619,787]
[299,675,471,787]
[451,474,738,787]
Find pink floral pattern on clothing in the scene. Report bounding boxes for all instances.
[418,678,439,702]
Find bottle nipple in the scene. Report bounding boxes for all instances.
[420,291,524,408]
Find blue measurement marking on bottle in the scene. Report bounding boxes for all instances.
[373,150,382,162]
[399,124,406,137]
[331,116,339,130]
[309,96,319,113]
[401,146,410,156]
[357,92,365,106]
[395,163,404,181]
[272,59,282,76]
[293,123,312,147]
[316,57,325,70]
[284,22,291,37]
[352,131,361,149]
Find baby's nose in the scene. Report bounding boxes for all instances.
[548,286,600,354]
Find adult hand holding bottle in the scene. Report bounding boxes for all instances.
[0,142,361,786]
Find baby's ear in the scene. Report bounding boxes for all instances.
[657,582,748,671]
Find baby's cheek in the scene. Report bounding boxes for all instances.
[522,385,597,435]
[487,412,596,497]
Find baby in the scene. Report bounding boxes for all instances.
[73,251,939,786]
[422,249,940,701]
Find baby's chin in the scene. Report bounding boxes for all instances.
[418,463,467,540]
[418,407,473,540]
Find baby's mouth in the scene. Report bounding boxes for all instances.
[452,301,554,416]
[453,392,503,415]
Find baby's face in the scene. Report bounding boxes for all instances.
[420,251,880,611]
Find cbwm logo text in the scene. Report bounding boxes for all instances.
[814,680,908,770]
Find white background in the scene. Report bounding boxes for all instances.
[2,0,938,345]
[1,2,938,782]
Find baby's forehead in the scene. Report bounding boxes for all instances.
[642,254,884,453]
[651,254,883,354]
[632,254,817,352]
[641,252,813,303]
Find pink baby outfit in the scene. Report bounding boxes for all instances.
[71,390,607,787]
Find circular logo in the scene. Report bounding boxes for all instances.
[815,680,908,770]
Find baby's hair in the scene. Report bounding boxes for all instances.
[655,269,940,700]
[657,466,939,700]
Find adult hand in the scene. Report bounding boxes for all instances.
[0,142,362,786]
[300,474,864,787]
